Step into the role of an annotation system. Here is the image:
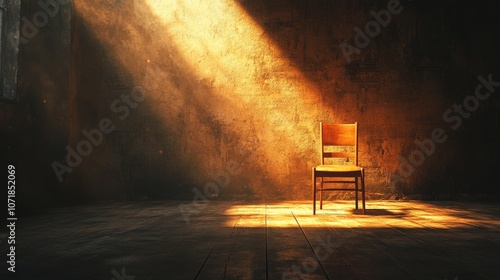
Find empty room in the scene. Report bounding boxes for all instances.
[0,0,499,279]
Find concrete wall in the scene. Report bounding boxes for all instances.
[66,0,499,201]
[2,0,499,212]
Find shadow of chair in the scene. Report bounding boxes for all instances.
[312,122,366,214]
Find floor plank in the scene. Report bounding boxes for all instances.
[267,205,327,279]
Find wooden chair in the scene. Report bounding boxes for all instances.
[312,122,365,214]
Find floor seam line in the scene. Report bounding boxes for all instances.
[292,210,330,280]
[193,247,214,280]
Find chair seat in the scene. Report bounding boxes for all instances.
[314,165,362,172]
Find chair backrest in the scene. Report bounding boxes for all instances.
[320,122,358,165]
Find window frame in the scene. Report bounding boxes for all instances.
[0,0,20,103]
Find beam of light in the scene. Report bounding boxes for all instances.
[141,0,332,186]
[73,0,340,196]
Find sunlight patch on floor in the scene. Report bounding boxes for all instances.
[223,201,498,229]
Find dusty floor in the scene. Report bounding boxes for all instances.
[1,200,499,280]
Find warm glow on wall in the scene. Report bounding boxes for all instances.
[72,0,339,197]
[142,0,326,166]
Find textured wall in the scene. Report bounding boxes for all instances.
[63,0,499,201]
[2,0,499,211]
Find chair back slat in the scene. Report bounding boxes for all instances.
[321,123,356,146]
[323,152,355,159]
[320,122,358,165]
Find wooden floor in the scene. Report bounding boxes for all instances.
[2,200,500,280]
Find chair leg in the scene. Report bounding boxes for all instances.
[312,168,316,215]
[355,177,359,210]
[361,170,366,215]
[320,177,323,210]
